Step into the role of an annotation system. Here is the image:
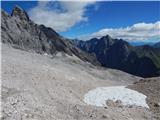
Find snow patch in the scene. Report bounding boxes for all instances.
[55,52,64,57]
[44,53,48,56]
[84,86,149,108]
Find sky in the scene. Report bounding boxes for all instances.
[1,1,160,42]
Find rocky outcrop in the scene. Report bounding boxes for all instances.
[11,5,30,21]
[1,6,100,65]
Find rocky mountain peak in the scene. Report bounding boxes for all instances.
[11,5,30,21]
[100,35,113,41]
[105,34,112,39]
[99,35,116,47]
[2,6,100,66]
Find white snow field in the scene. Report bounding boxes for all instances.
[84,86,149,108]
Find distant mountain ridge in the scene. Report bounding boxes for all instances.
[74,35,160,77]
[1,6,100,65]
[154,42,160,48]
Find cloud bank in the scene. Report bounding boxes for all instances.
[79,21,160,42]
[29,1,95,32]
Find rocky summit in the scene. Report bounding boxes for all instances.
[1,6,99,66]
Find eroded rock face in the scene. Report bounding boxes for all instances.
[2,7,53,54]
[1,6,100,65]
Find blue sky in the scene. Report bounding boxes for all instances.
[1,1,160,42]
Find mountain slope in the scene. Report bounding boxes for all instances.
[1,6,99,65]
[75,36,160,77]
[4,43,156,120]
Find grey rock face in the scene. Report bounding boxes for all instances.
[1,6,100,65]
[11,6,30,21]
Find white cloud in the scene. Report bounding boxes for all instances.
[79,21,160,42]
[29,1,95,32]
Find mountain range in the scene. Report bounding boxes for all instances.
[74,36,160,77]
[1,6,160,78]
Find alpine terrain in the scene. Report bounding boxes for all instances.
[1,5,160,120]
